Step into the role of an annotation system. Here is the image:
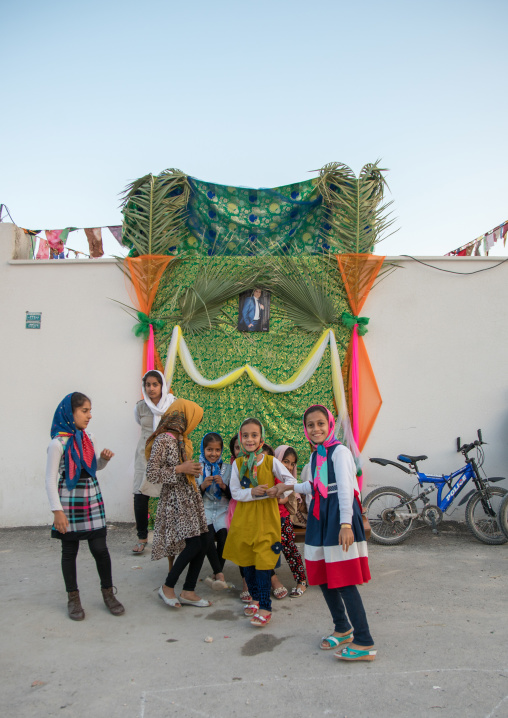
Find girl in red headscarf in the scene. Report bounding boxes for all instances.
[46,392,124,621]
[273,404,376,662]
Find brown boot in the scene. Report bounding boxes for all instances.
[101,587,125,616]
[67,591,85,621]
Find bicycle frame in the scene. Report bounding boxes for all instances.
[366,430,507,545]
[416,463,476,513]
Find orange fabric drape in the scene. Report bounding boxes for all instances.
[355,334,383,450]
[124,255,174,375]
[337,254,384,451]
[336,253,385,315]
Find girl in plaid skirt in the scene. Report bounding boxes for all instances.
[45,392,124,621]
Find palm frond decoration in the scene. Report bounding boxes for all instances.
[174,251,265,335]
[316,161,397,254]
[267,254,341,333]
[120,169,191,256]
[372,260,402,288]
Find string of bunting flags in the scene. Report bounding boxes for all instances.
[445,219,508,257]
[22,225,124,259]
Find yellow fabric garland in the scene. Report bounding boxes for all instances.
[163,325,358,458]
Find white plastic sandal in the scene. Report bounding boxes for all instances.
[178,595,212,607]
[158,586,181,608]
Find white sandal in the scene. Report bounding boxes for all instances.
[178,595,212,607]
[158,586,181,608]
[212,579,228,590]
[290,582,307,597]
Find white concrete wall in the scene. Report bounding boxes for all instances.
[0,224,141,527]
[363,254,508,510]
[1,223,507,526]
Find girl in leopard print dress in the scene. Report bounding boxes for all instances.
[145,398,211,609]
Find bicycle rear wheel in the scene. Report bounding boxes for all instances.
[363,486,417,545]
[465,487,508,545]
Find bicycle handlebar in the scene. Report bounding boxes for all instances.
[457,430,484,454]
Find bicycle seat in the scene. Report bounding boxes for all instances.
[397,454,428,463]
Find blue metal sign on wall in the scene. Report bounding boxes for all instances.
[26,311,42,329]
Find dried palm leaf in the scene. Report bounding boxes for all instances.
[175,253,264,335]
[268,255,340,333]
[316,161,397,254]
[120,169,190,256]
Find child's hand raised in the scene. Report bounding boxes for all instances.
[272,483,292,498]
[214,476,226,490]
[178,460,202,477]
[100,449,114,462]
[251,484,269,497]
[201,475,214,489]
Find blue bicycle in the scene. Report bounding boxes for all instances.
[364,430,507,545]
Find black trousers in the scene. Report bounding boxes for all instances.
[243,566,272,612]
[165,533,208,592]
[133,493,150,540]
[61,536,113,592]
[206,525,228,574]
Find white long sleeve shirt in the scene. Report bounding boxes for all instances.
[295,445,357,525]
[45,433,108,512]
[230,455,295,502]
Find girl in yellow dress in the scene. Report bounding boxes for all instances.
[222,418,294,627]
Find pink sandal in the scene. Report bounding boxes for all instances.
[240,590,252,602]
[250,612,272,627]
[243,602,259,617]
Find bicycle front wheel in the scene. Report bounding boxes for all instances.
[465,487,508,545]
[499,493,508,539]
[363,486,417,545]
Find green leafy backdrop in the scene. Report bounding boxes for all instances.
[152,256,351,468]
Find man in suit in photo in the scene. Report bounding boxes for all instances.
[241,288,264,331]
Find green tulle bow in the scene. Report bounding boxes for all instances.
[341,311,370,336]
[132,312,164,341]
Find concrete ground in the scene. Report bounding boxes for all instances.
[1,522,507,718]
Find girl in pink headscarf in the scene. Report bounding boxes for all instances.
[273,405,376,662]
[274,445,307,597]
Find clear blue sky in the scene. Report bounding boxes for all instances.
[2,0,507,257]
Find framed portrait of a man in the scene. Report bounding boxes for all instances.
[238,288,270,332]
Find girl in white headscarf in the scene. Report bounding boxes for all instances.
[132,370,175,553]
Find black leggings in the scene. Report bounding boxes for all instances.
[206,525,227,575]
[133,493,150,540]
[320,583,374,646]
[61,536,113,592]
[165,533,208,592]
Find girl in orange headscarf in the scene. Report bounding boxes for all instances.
[145,398,211,608]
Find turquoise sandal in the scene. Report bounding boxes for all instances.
[320,631,354,650]
[336,646,377,661]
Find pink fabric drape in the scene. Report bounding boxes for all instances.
[351,325,362,490]
[146,324,155,372]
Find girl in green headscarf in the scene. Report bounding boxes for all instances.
[222,417,294,627]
